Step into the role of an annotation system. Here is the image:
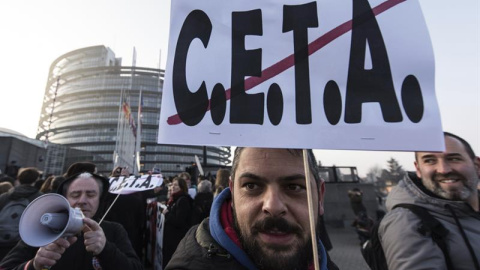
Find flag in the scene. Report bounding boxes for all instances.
[122,98,137,138]
[130,116,137,138]
[122,100,131,120]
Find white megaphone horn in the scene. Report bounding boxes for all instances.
[19,194,84,247]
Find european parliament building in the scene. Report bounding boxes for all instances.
[36,45,230,176]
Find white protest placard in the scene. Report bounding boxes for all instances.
[195,155,204,176]
[158,0,444,151]
[109,174,163,194]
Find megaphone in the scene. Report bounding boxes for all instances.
[19,194,84,247]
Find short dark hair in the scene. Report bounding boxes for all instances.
[415,132,476,161]
[444,132,476,159]
[0,175,15,185]
[178,172,191,180]
[17,167,40,185]
[50,176,66,193]
[230,148,321,186]
[0,182,13,194]
[215,169,230,194]
[40,175,55,193]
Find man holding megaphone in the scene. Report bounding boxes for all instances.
[0,172,142,270]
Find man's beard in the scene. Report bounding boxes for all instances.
[424,172,476,201]
[232,207,314,270]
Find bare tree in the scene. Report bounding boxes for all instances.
[366,165,382,183]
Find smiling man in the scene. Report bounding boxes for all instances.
[0,172,142,270]
[166,148,338,270]
[379,132,480,270]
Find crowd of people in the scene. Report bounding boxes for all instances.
[0,162,225,270]
[0,131,478,270]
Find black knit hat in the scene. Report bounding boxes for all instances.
[63,162,97,178]
[57,171,110,199]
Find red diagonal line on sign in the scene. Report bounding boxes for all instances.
[167,0,406,125]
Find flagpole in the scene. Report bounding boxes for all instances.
[113,84,124,167]
[135,88,142,174]
[128,46,136,170]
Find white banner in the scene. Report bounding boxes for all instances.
[109,174,163,194]
[158,0,444,151]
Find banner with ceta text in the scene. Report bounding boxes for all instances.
[109,174,163,194]
[158,0,444,151]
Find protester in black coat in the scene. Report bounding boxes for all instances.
[192,180,213,225]
[162,177,192,268]
[104,167,146,259]
[0,168,42,260]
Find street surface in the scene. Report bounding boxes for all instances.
[328,225,371,270]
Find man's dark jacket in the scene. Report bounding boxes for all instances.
[166,188,338,270]
[0,221,142,270]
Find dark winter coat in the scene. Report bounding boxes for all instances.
[192,192,213,225]
[162,192,193,267]
[0,185,42,260]
[166,218,246,270]
[104,192,146,258]
[166,188,338,270]
[0,186,41,207]
[0,220,142,270]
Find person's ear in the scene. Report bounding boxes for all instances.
[228,177,235,206]
[474,156,480,177]
[228,176,234,191]
[414,161,421,179]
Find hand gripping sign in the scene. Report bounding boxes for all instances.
[158,0,444,151]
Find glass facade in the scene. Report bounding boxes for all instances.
[37,45,230,176]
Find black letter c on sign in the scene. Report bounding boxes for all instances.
[173,10,212,126]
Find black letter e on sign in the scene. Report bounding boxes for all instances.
[230,9,264,125]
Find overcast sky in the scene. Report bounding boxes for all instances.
[0,0,477,177]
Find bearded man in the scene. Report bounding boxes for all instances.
[379,132,480,270]
[165,147,338,270]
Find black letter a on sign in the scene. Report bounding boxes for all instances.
[344,0,402,123]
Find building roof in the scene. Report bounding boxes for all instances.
[0,127,45,148]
